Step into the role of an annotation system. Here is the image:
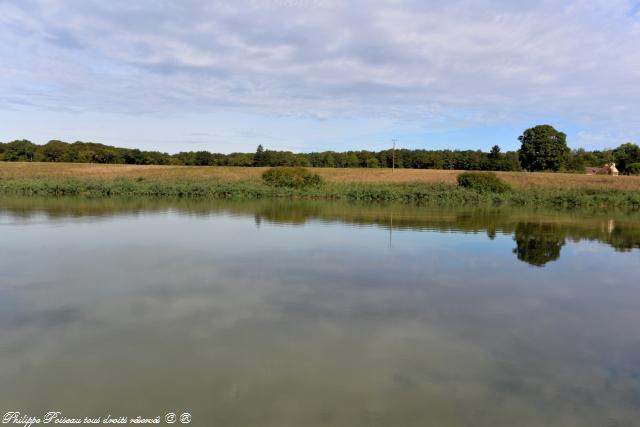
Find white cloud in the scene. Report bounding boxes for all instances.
[0,0,639,148]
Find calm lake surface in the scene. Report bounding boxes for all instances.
[1,197,639,426]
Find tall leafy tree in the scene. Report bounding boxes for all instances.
[488,145,501,159]
[3,139,37,161]
[254,144,266,167]
[40,140,68,162]
[518,125,569,171]
[194,151,213,166]
[612,143,640,173]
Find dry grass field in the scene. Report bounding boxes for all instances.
[2,161,640,190]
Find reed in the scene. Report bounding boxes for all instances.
[1,176,639,209]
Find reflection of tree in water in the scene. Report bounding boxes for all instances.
[608,225,640,252]
[253,204,323,225]
[513,223,566,267]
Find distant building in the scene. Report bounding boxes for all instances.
[586,162,618,176]
[609,162,619,176]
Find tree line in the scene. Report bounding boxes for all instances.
[0,139,522,170]
[1,125,638,173]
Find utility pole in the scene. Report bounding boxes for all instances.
[392,138,396,173]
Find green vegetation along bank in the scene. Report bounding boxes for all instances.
[1,175,639,210]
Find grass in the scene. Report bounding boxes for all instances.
[1,176,639,209]
[2,161,640,190]
[1,162,640,209]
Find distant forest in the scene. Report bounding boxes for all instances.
[0,138,636,173]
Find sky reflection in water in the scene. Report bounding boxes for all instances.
[0,198,639,426]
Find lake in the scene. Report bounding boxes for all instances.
[1,197,639,426]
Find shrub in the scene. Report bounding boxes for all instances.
[626,163,640,175]
[262,167,323,188]
[457,172,511,193]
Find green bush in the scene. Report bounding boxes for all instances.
[262,167,323,188]
[626,163,640,175]
[457,172,511,193]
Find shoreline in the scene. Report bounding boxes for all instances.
[1,176,639,210]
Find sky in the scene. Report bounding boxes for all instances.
[1,0,639,154]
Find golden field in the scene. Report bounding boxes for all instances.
[1,161,640,190]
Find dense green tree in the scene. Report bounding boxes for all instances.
[569,147,612,169]
[3,139,37,161]
[173,151,196,165]
[502,152,522,171]
[38,140,68,162]
[565,149,586,172]
[254,144,265,167]
[613,143,640,173]
[123,149,144,164]
[626,163,640,175]
[322,152,336,167]
[344,153,360,167]
[194,151,213,166]
[226,152,254,166]
[366,157,380,168]
[518,125,570,171]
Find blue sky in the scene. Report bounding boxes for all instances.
[1,0,639,154]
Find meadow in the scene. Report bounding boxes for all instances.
[2,161,640,189]
[1,162,640,209]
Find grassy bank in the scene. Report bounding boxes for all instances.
[1,176,640,209]
[2,162,640,209]
[3,161,640,189]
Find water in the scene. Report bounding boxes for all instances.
[1,197,639,426]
